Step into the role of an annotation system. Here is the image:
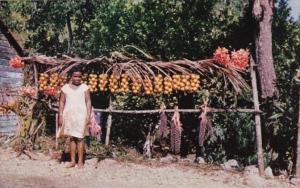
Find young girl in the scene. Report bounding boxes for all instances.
[58,69,91,168]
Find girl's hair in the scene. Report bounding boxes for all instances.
[69,66,83,76]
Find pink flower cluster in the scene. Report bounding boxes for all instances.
[89,108,101,140]
[213,47,250,70]
[18,86,37,97]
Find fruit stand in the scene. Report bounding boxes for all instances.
[0,48,265,175]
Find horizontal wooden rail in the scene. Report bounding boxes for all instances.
[93,108,261,114]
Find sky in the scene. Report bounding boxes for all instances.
[290,0,300,19]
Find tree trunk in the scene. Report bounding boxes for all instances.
[66,15,73,54]
[252,0,278,98]
[296,88,300,177]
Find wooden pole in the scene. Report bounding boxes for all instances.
[33,63,38,86]
[296,87,300,177]
[93,108,261,114]
[250,58,265,176]
[55,113,58,150]
[105,97,113,145]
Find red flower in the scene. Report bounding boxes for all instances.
[213,47,230,66]
[213,47,250,71]
[230,49,250,70]
[9,56,24,69]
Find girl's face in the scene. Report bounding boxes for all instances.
[71,72,82,86]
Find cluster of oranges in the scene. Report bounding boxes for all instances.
[108,74,119,93]
[38,73,67,96]
[98,74,109,91]
[143,78,154,95]
[154,75,163,93]
[119,74,130,93]
[38,73,200,95]
[88,74,98,92]
[132,79,142,94]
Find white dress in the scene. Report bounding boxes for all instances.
[61,83,89,138]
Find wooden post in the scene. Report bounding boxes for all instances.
[33,63,38,86]
[105,97,113,145]
[55,113,58,150]
[296,87,300,177]
[250,58,265,176]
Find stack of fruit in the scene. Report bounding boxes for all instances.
[88,74,98,92]
[131,78,142,94]
[119,74,130,93]
[58,75,68,87]
[143,78,153,95]
[37,71,201,95]
[49,73,59,88]
[98,74,108,91]
[38,73,49,91]
[109,74,119,93]
[180,75,191,91]
[163,76,173,94]
[190,74,200,91]
[172,75,181,91]
[154,74,163,93]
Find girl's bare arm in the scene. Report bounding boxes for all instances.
[85,89,92,125]
[58,92,66,127]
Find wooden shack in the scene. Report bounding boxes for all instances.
[0,20,24,134]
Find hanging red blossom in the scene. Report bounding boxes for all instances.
[213,47,250,71]
[213,47,230,67]
[19,86,37,97]
[230,49,250,70]
[9,56,24,69]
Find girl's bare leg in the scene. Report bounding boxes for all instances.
[77,138,84,168]
[66,137,76,168]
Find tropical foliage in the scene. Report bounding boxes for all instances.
[1,0,300,173]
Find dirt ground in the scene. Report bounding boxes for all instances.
[0,145,296,188]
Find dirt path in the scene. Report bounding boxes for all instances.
[0,147,294,188]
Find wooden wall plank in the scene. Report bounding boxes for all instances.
[0,65,23,73]
[0,70,24,79]
[0,77,23,88]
